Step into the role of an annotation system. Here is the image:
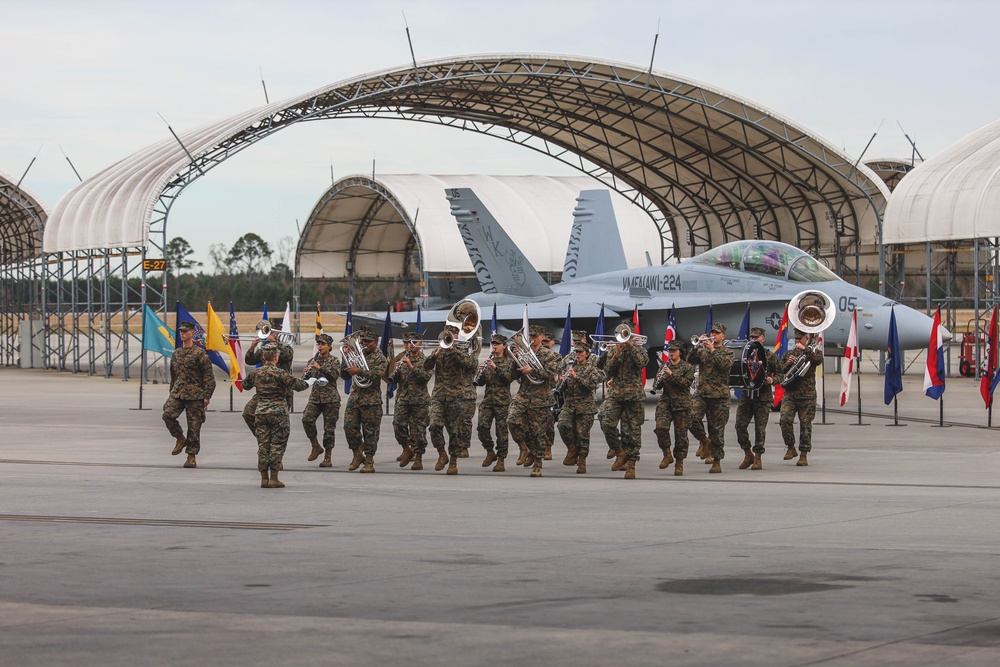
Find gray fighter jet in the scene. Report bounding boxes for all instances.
[355,188,946,362]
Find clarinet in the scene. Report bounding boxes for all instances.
[650,362,670,394]
[473,350,495,386]
[550,357,577,415]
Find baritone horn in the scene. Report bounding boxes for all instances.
[340,332,372,388]
[507,327,545,384]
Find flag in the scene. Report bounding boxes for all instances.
[206,302,238,381]
[840,309,859,406]
[280,302,292,341]
[142,305,174,357]
[380,305,396,399]
[632,305,646,386]
[981,305,999,408]
[661,304,676,363]
[416,304,422,335]
[738,303,751,340]
[175,301,229,374]
[814,328,825,409]
[262,302,269,322]
[491,302,498,336]
[522,303,529,335]
[313,302,324,357]
[228,301,245,392]
[923,306,946,400]
[704,304,714,335]
[884,305,903,405]
[559,304,572,357]
[772,303,790,409]
[344,302,353,395]
[593,303,606,355]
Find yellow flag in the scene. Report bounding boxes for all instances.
[207,302,240,383]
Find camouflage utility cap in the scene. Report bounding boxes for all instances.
[528,324,545,337]
[177,320,196,332]
[316,333,333,345]
[491,333,508,344]
[749,327,766,338]
[711,322,727,334]
[667,340,684,351]
[358,326,377,341]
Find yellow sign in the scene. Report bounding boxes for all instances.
[143,259,167,271]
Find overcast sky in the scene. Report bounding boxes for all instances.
[3,0,999,268]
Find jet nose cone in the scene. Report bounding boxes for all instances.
[941,327,953,343]
[862,304,936,351]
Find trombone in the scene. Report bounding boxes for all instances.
[222,319,293,346]
[590,323,647,352]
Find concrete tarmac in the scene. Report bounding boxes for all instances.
[1,363,999,666]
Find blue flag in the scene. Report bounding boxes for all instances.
[416,304,423,335]
[262,302,268,322]
[705,305,714,334]
[343,302,353,395]
[491,302,498,335]
[175,301,229,374]
[738,303,751,340]
[884,305,903,405]
[142,305,175,357]
[380,305,395,399]
[593,303,606,355]
[559,304,572,357]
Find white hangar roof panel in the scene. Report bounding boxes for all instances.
[884,119,1000,243]
[297,174,665,280]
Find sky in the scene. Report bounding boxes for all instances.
[3,0,1000,269]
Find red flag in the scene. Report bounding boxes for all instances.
[633,305,645,386]
[772,304,790,408]
[840,309,858,406]
[981,305,999,408]
[661,305,676,363]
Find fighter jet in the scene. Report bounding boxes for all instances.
[354,187,946,366]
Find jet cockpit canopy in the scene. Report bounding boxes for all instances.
[689,240,838,283]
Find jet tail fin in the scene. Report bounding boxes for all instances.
[446,188,553,298]
[562,190,629,280]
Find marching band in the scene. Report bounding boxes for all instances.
[164,294,830,487]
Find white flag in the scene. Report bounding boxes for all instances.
[281,302,293,337]
[839,310,859,406]
[523,303,529,334]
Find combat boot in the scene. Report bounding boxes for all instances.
[522,451,535,467]
[171,437,186,456]
[399,446,414,468]
[493,457,505,472]
[183,454,197,468]
[530,459,543,477]
[348,448,364,471]
[411,453,424,471]
[696,437,711,459]
[319,447,333,467]
[268,469,284,488]
[624,460,636,479]
[611,449,626,472]
[606,447,617,460]
[459,447,470,459]
[447,454,458,475]
[658,448,674,469]
[709,459,722,473]
[576,456,587,474]
[705,455,714,465]
[562,444,578,466]
[516,444,528,466]
[544,445,553,461]
[360,455,375,473]
[260,471,269,488]
[738,450,754,469]
[674,459,684,476]
[308,437,323,462]
[434,446,449,471]
[751,453,762,470]
[482,450,497,467]
[783,445,798,460]
[797,451,808,466]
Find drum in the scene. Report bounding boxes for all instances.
[724,340,767,391]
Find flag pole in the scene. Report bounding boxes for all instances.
[850,307,869,426]
[819,362,833,425]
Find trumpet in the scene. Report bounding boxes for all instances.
[591,323,647,352]
[507,327,545,385]
[690,334,711,346]
[340,332,372,388]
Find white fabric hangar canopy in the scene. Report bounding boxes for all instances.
[296,174,665,279]
[0,169,47,265]
[884,119,1000,243]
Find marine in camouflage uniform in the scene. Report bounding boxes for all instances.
[389,333,431,470]
[556,342,604,473]
[426,327,478,474]
[734,327,781,470]
[243,343,310,488]
[340,326,387,473]
[540,331,561,460]
[242,323,295,436]
[507,324,561,477]
[652,340,694,476]
[693,322,735,472]
[162,321,217,469]
[301,333,342,467]
[475,333,514,471]
[597,321,649,479]
[779,329,823,466]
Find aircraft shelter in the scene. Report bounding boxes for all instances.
[1,54,997,377]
